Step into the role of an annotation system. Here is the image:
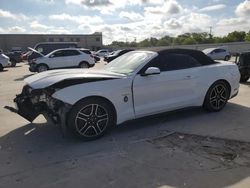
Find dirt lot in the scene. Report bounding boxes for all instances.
[0,62,250,188]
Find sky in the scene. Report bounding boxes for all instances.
[0,0,250,44]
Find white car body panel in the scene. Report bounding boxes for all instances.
[25,69,126,89]
[40,61,239,125]
[52,77,135,124]
[133,67,200,117]
[21,47,240,126]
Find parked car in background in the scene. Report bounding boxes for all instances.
[7,49,240,140]
[27,42,78,62]
[104,49,134,63]
[0,53,10,71]
[21,51,32,61]
[92,54,101,63]
[235,51,250,82]
[5,51,22,67]
[29,48,95,72]
[94,49,110,57]
[203,47,231,61]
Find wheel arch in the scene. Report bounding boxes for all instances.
[67,95,117,125]
[37,63,49,69]
[79,61,90,67]
[203,79,232,105]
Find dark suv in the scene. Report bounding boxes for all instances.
[235,51,250,82]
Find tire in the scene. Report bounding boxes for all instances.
[37,64,48,73]
[240,74,250,83]
[79,62,89,68]
[10,60,17,67]
[224,56,230,61]
[203,81,230,112]
[67,98,115,141]
[0,64,3,71]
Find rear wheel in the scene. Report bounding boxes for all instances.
[37,64,48,73]
[203,81,230,112]
[67,98,115,140]
[79,62,89,68]
[0,64,3,71]
[240,74,250,83]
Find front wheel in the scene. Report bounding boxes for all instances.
[37,64,48,73]
[67,98,115,140]
[0,64,3,71]
[203,81,230,112]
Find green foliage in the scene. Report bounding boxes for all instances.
[108,30,250,48]
[225,31,246,42]
[245,31,250,41]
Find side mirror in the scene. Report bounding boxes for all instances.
[49,54,55,58]
[141,67,160,76]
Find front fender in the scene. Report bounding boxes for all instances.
[52,78,135,124]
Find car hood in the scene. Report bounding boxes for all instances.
[0,54,10,60]
[28,47,44,57]
[25,69,126,89]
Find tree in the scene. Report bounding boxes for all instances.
[107,31,250,48]
[182,38,196,45]
[138,39,151,47]
[225,31,246,42]
[245,31,250,41]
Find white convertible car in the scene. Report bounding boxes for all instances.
[6,49,240,140]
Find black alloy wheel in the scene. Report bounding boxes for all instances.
[67,98,115,140]
[204,81,229,112]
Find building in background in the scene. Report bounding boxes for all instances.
[0,32,102,52]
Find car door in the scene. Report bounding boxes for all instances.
[48,50,67,68]
[63,50,81,67]
[133,54,201,118]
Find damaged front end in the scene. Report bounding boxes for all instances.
[5,85,71,124]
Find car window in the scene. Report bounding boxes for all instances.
[80,50,91,54]
[51,50,64,57]
[214,49,226,53]
[63,50,80,56]
[145,53,201,72]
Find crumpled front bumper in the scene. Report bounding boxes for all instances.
[5,93,40,122]
[5,85,71,126]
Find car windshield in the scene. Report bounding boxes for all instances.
[203,48,214,54]
[111,50,122,56]
[104,51,156,75]
[45,50,58,57]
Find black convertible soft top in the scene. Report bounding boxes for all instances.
[140,48,217,66]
